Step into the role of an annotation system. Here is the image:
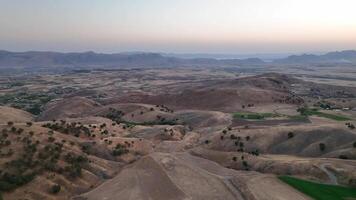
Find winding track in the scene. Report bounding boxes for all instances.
[320,163,338,185]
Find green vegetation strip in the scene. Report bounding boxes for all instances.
[298,107,351,121]
[233,112,278,120]
[279,176,356,200]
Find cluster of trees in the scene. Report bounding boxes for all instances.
[112,143,129,156]
[63,153,88,178]
[155,105,174,113]
[0,123,89,195]
[42,120,91,138]
[105,108,125,122]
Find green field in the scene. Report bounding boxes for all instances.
[279,176,356,200]
[233,112,278,120]
[297,107,351,121]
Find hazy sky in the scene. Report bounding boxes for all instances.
[1,0,356,54]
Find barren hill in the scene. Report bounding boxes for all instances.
[0,106,34,123]
[38,97,101,121]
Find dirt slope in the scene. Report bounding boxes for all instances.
[38,97,101,121]
[0,106,34,123]
[77,152,310,200]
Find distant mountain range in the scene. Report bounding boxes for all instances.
[0,50,355,69]
[274,50,356,64]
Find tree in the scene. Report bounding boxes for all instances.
[230,134,237,140]
[353,142,356,148]
[232,157,237,161]
[26,122,33,127]
[319,143,326,151]
[288,132,294,139]
[7,121,13,126]
[242,161,248,169]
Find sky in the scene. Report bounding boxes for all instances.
[1,0,356,54]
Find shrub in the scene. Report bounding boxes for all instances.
[7,122,13,126]
[319,143,326,151]
[230,135,237,140]
[349,179,356,188]
[339,155,348,160]
[242,161,248,169]
[10,127,16,132]
[50,184,61,194]
[26,122,33,127]
[353,142,356,148]
[288,132,294,139]
[48,137,55,143]
[232,157,237,161]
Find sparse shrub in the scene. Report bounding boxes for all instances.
[26,122,33,127]
[220,135,224,140]
[232,157,237,161]
[222,130,227,134]
[245,136,250,141]
[204,140,210,144]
